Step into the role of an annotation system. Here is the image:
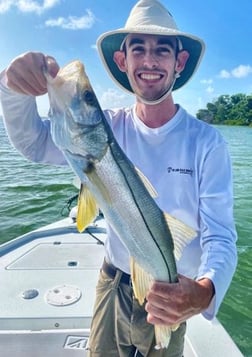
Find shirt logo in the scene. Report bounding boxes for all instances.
[167,166,193,176]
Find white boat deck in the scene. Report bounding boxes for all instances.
[0,216,243,357]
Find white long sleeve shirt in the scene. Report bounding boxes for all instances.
[0,73,238,319]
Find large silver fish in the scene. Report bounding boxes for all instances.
[45,60,196,349]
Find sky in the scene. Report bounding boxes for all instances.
[0,0,252,117]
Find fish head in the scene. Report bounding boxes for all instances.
[45,60,109,173]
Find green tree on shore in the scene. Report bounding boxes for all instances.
[196,93,252,126]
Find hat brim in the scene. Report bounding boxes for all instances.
[97,29,205,94]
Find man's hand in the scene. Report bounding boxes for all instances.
[145,275,215,326]
[5,52,59,96]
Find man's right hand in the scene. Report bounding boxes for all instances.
[5,52,60,96]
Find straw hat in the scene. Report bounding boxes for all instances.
[97,0,205,94]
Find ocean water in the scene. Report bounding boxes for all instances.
[216,125,252,356]
[0,120,77,241]
[0,120,251,356]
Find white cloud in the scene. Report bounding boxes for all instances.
[45,9,95,30]
[219,69,231,79]
[231,65,252,78]
[0,0,59,14]
[219,65,252,79]
[200,79,213,85]
[200,79,214,96]
[0,0,12,13]
[206,86,214,94]
[99,88,133,109]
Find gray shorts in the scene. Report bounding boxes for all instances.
[87,267,186,357]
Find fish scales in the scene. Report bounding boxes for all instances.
[107,140,177,281]
[89,142,176,283]
[45,60,196,349]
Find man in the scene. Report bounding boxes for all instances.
[0,0,237,356]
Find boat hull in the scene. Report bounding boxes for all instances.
[0,215,243,357]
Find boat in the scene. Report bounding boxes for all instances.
[0,208,243,357]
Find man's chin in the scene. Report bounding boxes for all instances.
[136,92,166,102]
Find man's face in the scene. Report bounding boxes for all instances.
[114,34,185,102]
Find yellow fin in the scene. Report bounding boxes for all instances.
[154,324,179,350]
[130,257,180,350]
[130,257,153,305]
[76,183,99,232]
[130,257,181,350]
[164,213,196,261]
[135,167,158,198]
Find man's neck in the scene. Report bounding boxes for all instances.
[135,96,178,129]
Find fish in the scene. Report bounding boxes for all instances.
[45,60,196,349]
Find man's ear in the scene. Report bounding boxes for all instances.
[175,50,190,74]
[113,51,127,72]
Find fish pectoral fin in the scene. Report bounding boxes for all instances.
[164,213,196,261]
[135,167,158,198]
[76,183,99,232]
[154,323,179,350]
[130,257,153,305]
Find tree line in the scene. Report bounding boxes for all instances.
[196,93,252,126]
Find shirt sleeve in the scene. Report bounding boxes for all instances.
[0,70,67,165]
[197,140,238,319]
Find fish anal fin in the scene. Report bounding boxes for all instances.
[130,257,153,305]
[130,257,180,350]
[154,324,179,350]
[76,183,99,232]
[135,167,158,198]
[164,213,196,261]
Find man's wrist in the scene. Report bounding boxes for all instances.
[197,278,215,310]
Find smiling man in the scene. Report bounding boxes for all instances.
[113,34,189,105]
[0,1,237,356]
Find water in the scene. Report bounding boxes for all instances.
[0,120,251,356]
[216,125,252,356]
[0,120,77,242]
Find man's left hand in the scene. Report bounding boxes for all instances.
[145,275,215,326]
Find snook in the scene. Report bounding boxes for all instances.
[45,60,196,349]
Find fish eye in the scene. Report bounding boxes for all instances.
[83,90,95,104]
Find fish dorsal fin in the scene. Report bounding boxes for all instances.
[164,213,196,261]
[76,183,99,232]
[130,257,153,305]
[135,167,158,198]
